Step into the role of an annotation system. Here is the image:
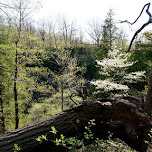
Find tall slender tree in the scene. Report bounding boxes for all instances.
[0,16,13,133]
[101,9,118,51]
[52,34,85,111]
[0,0,41,129]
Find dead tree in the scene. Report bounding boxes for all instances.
[121,3,152,51]
[121,2,152,117]
[0,96,150,152]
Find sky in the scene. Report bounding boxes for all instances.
[33,0,152,41]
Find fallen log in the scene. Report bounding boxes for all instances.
[0,96,150,152]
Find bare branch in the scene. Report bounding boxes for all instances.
[70,93,79,105]
[121,3,152,51]
[128,21,151,51]
[120,3,151,25]
[0,2,16,10]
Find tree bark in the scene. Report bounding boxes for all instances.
[144,68,152,115]
[0,96,150,152]
[13,0,22,130]
[14,43,19,129]
[0,84,5,133]
[61,81,64,111]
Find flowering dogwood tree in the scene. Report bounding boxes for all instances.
[91,48,146,96]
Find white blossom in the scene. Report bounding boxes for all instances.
[123,71,146,83]
[91,48,146,94]
[91,79,129,92]
[96,49,135,76]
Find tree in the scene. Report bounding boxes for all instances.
[39,18,55,45]
[120,3,152,116]
[101,9,118,51]
[87,18,102,45]
[133,31,152,115]
[0,17,7,133]
[91,48,146,97]
[120,3,152,51]
[51,36,86,111]
[0,16,14,133]
[0,0,41,129]
[57,16,78,46]
[115,29,128,50]
[95,9,127,61]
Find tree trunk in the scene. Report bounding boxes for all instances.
[144,68,152,115]
[0,84,5,133]
[0,96,150,152]
[14,44,19,129]
[13,1,22,130]
[61,81,64,111]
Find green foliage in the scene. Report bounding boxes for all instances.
[126,31,152,96]
[76,119,80,124]
[101,9,117,50]
[26,89,83,123]
[13,144,21,152]
[36,135,47,144]
[95,9,127,60]
[0,2,151,134]
[95,138,136,152]
[50,126,58,135]
[145,128,152,152]
[37,119,136,152]
[47,37,86,110]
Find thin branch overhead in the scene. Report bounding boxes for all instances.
[121,3,152,51]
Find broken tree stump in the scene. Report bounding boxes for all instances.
[0,96,150,152]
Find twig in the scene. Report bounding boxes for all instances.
[120,3,152,51]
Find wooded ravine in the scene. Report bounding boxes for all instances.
[1,1,152,152]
